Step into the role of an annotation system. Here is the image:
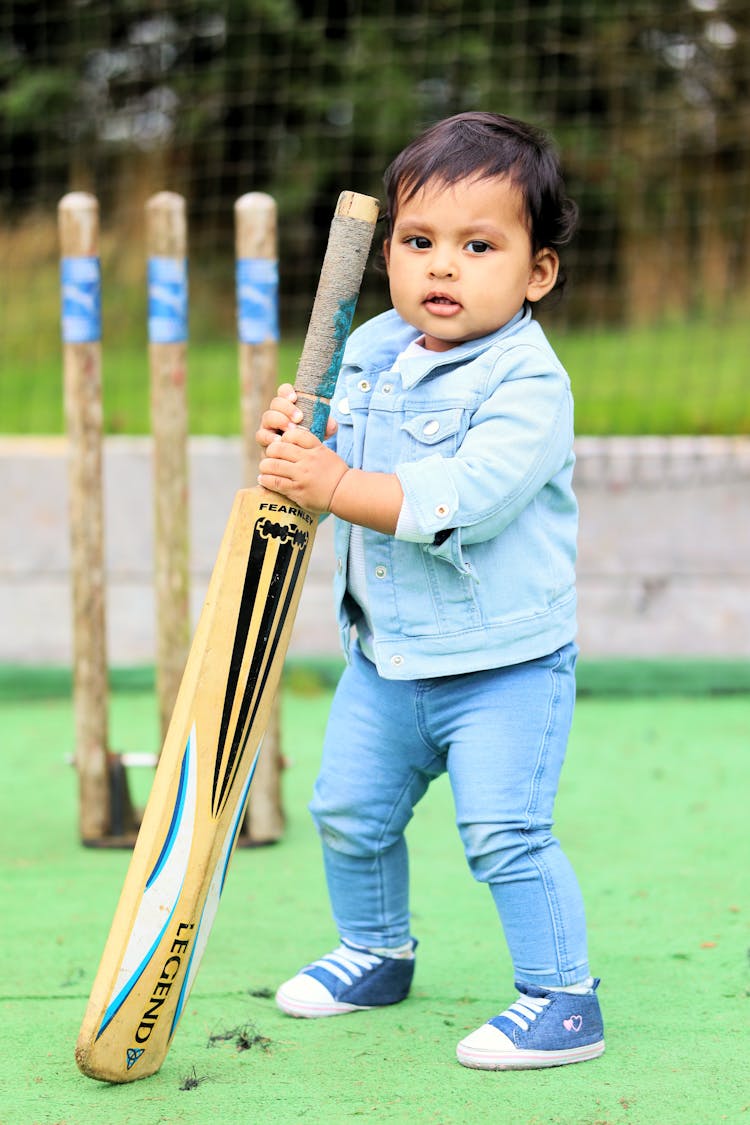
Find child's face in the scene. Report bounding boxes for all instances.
[384,174,559,351]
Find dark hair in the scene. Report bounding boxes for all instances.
[383,111,578,290]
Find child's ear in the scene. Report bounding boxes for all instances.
[526,248,559,303]
[383,238,391,273]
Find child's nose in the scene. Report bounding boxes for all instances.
[428,253,457,279]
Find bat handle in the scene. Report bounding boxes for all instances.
[293,191,380,439]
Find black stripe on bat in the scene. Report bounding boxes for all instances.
[212,536,309,816]
[211,518,309,818]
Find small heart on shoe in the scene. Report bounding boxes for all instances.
[563,1014,583,1032]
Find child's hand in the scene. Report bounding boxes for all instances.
[256,384,302,448]
[259,428,349,514]
[256,383,338,449]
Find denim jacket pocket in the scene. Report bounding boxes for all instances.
[400,408,465,455]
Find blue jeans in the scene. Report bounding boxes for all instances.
[308,642,590,989]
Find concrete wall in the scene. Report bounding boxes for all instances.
[1,435,749,665]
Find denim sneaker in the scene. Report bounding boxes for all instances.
[275,938,417,1018]
[456,979,605,1070]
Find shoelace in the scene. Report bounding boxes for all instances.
[309,945,383,986]
[499,993,551,1032]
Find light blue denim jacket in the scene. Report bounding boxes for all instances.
[327,303,578,680]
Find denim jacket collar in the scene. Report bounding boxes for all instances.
[345,305,531,389]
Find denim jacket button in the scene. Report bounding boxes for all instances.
[381,383,393,393]
[422,419,440,436]
[338,397,351,415]
[435,503,450,518]
[374,565,387,579]
[357,379,371,392]
[336,557,344,573]
[390,654,404,667]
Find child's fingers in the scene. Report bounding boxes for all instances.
[256,416,287,447]
[264,434,319,462]
[258,443,304,481]
[256,396,304,447]
[266,437,299,459]
[269,396,304,424]
[279,427,319,449]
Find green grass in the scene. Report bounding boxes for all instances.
[1,238,748,435]
[4,318,749,436]
[556,316,750,435]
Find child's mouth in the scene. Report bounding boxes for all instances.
[424,294,461,316]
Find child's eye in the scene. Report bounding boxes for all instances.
[466,240,492,254]
[406,236,431,250]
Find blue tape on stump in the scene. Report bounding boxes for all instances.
[60,257,101,343]
[148,257,188,343]
[236,258,279,344]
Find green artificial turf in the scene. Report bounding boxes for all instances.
[1,671,749,1124]
[3,311,750,436]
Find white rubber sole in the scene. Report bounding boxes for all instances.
[275,984,374,1019]
[456,1038,605,1071]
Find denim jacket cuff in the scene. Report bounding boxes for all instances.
[395,455,459,540]
[395,459,474,575]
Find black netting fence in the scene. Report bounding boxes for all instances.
[2,0,749,434]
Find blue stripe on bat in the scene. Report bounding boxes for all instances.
[220,746,260,896]
[168,746,261,1038]
[146,742,190,890]
[96,895,183,1039]
[94,736,194,1039]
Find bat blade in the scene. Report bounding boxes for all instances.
[75,490,317,1081]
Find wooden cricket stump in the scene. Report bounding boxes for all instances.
[235,192,285,845]
[59,192,137,846]
[60,189,289,848]
[146,192,191,745]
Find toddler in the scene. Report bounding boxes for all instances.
[256,111,604,1070]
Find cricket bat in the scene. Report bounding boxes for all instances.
[75,190,380,1083]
